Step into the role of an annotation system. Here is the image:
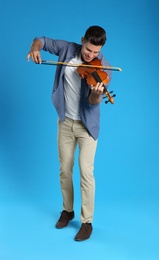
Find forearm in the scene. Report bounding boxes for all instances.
[88,91,102,105]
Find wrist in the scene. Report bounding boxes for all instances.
[31,39,42,51]
[31,45,40,52]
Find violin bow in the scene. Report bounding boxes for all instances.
[41,60,122,72]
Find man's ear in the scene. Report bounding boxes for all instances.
[81,37,85,44]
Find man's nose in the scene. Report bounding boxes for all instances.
[89,52,94,59]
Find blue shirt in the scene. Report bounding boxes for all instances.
[38,37,112,140]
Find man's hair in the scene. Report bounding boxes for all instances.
[83,25,107,46]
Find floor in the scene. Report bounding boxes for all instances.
[1,196,159,260]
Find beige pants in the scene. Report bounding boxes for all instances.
[58,117,97,223]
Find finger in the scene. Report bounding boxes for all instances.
[94,82,100,91]
[98,86,104,94]
[26,53,31,62]
[90,84,94,90]
[94,83,104,94]
[37,54,42,64]
[96,83,104,92]
[33,53,42,64]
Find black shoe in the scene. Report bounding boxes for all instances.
[74,223,93,241]
[55,210,74,229]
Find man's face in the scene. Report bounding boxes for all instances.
[81,38,102,63]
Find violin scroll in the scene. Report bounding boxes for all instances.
[103,90,116,104]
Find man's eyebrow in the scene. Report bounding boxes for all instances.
[86,47,100,53]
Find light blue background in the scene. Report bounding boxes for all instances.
[0,0,159,259]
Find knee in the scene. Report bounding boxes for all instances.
[60,161,74,178]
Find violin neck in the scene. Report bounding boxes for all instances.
[91,71,102,83]
[91,71,107,91]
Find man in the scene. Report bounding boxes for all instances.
[27,25,112,241]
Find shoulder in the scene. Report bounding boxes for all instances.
[67,42,82,52]
[98,52,110,66]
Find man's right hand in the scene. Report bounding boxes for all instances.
[27,50,42,64]
[26,39,42,63]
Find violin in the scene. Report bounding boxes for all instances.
[40,58,122,104]
[77,58,116,104]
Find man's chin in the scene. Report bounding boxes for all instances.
[83,58,92,63]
